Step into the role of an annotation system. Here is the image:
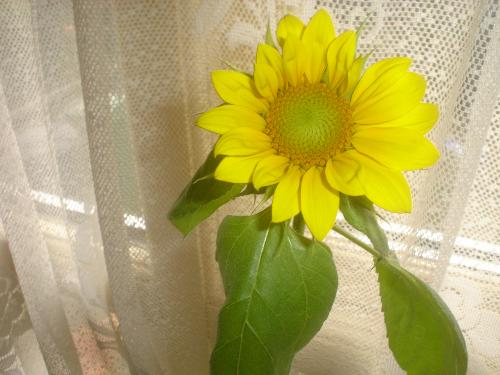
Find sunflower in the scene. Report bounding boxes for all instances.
[197,9,439,240]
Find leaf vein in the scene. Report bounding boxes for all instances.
[220,297,251,313]
[300,264,336,287]
[221,221,257,276]
[212,336,241,356]
[245,320,275,364]
[235,226,272,374]
[253,288,289,335]
[287,235,309,351]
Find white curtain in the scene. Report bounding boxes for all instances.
[0,0,498,374]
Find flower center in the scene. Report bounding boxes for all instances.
[265,83,353,168]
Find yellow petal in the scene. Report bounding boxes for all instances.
[352,127,440,170]
[302,9,335,48]
[298,10,336,84]
[276,14,304,47]
[351,57,412,106]
[303,41,327,84]
[340,54,368,98]
[327,30,357,90]
[325,155,364,196]
[254,62,279,100]
[272,165,301,222]
[197,104,266,134]
[300,166,340,240]
[352,71,426,124]
[282,35,306,86]
[252,154,290,190]
[211,70,268,113]
[256,44,286,89]
[214,151,274,183]
[348,151,412,213]
[214,127,272,157]
[355,103,439,134]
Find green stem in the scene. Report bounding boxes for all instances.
[292,214,306,235]
[332,226,381,258]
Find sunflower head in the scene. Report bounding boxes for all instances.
[197,9,440,240]
[265,83,353,169]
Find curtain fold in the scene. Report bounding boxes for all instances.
[0,0,498,374]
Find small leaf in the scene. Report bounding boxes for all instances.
[376,258,467,375]
[169,152,243,235]
[211,209,337,375]
[339,194,392,258]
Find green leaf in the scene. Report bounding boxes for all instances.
[376,258,467,375]
[339,197,467,373]
[339,194,392,258]
[168,152,244,235]
[211,209,337,375]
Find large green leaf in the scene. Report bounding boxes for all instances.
[339,194,391,257]
[376,258,467,375]
[168,152,243,235]
[340,195,467,373]
[212,209,337,375]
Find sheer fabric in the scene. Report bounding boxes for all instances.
[0,0,498,374]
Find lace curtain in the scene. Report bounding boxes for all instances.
[0,0,498,374]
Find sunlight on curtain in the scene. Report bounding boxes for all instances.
[0,0,498,374]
